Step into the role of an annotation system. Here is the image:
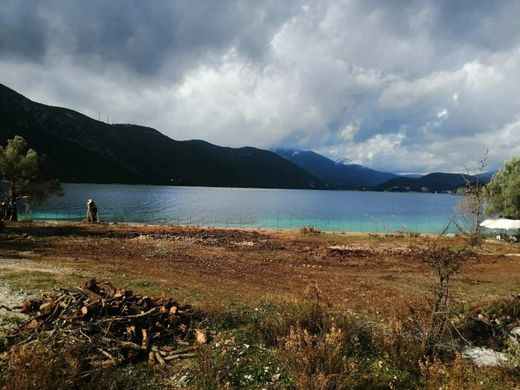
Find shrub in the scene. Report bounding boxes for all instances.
[279,325,358,390]
[0,341,161,390]
[419,354,518,390]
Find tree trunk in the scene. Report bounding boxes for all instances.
[425,276,449,358]
[7,183,18,221]
[9,200,18,221]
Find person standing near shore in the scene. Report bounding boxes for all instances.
[86,199,99,223]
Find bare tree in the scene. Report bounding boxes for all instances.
[456,149,489,245]
[418,149,488,358]
[419,232,476,358]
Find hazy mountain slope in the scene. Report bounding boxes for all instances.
[375,172,489,193]
[274,149,397,189]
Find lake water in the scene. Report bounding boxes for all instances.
[26,184,464,233]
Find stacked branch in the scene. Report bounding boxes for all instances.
[2,279,206,367]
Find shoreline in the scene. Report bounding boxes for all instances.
[8,219,444,237]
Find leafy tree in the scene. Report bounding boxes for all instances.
[486,156,520,219]
[0,135,63,221]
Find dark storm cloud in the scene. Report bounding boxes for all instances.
[432,0,520,52]
[0,0,298,75]
[0,1,47,61]
[353,0,520,52]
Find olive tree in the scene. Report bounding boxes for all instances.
[0,135,63,221]
[486,156,520,219]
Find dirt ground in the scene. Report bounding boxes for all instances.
[1,221,520,318]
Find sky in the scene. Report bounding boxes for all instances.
[1,0,519,174]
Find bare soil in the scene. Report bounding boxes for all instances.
[1,222,519,318]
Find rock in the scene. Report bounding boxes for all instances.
[511,326,520,338]
[462,346,509,367]
[178,375,189,386]
[195,329,207,344]
[233,241,255,247]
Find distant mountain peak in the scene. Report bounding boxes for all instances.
[274,148,397,189]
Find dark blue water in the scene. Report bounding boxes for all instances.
[27,184,462,233]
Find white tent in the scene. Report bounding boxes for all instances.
[480,218,520,231]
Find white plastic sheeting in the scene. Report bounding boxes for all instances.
[480,218,520,231]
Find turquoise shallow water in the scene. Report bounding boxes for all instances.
[27,183,463,233]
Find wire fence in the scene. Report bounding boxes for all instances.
[22,207,462,234]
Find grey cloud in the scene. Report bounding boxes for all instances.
[0,1,47,61]
[0,0,519,173]
[1,0,299,75]
[432,0,520,52]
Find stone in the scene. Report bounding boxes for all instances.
[462,346,509,367]
[510,326,520,338]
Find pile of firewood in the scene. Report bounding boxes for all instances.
[3,279,206,367]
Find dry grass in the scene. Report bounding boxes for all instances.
[280,325,359,390]
[1,222,520,389]
[2,291,520,389]
[1,222,519,313]
[1,341,162,390]
[419,355,520,390]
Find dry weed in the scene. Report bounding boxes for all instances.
[418,354,516,390]
[280,325,358,390]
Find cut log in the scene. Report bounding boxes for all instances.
[163,352,197,361]
[141,328,149,349]
[148,351,156,366]
[155,351,165,365]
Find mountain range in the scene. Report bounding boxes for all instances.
[0,83,321,189]
[378,171,495,192]
[0,82,491,192]
[375,173,471,193]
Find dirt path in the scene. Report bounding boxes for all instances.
[0,258,75,275]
